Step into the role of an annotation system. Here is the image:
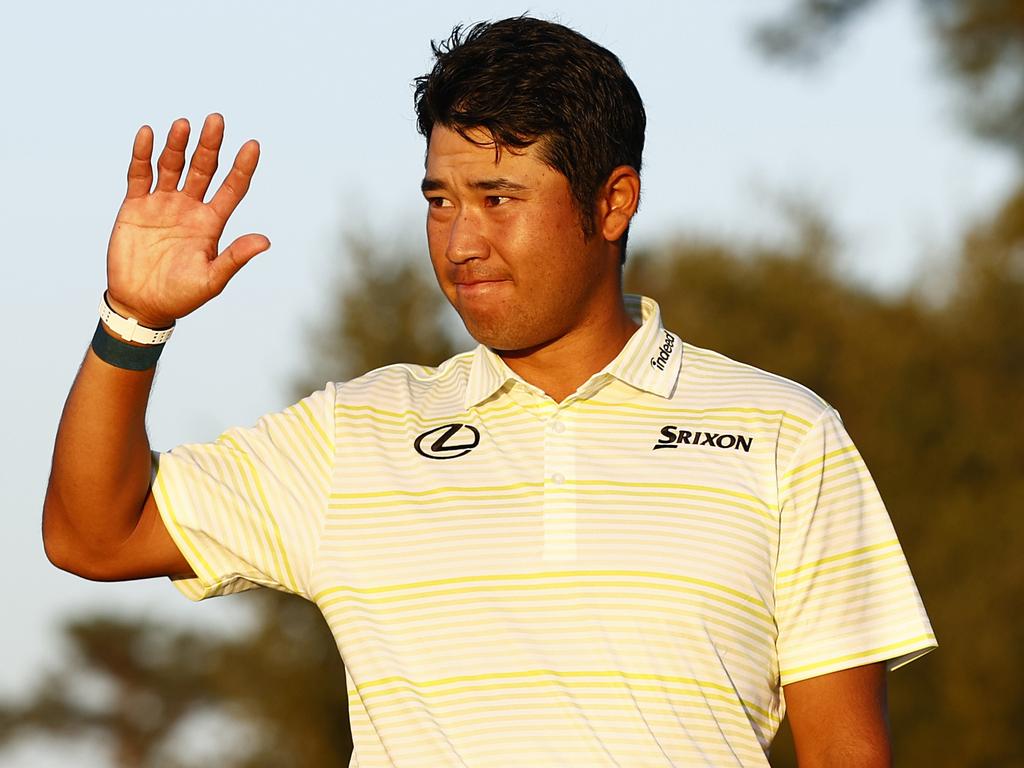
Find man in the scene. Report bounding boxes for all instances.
[44,16,934,767]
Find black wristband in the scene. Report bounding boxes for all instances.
[91,321,166,371]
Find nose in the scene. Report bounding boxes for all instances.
[445,207,489,264]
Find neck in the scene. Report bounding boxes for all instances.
[498,295,640,403]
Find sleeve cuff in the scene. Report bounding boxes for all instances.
[151,450,260,602]
[780,634,938,685]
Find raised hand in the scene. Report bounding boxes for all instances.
[106,114,270,328]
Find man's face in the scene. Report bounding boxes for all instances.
[423,125,615,353]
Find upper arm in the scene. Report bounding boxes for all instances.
[783,662,891,768]
[48,383,334,595]
[44,486,194,582]
[114,489,195,580]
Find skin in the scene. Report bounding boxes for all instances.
[43,114,892,765]
[784,662,892,767]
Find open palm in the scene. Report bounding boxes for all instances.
[106,114,269,328]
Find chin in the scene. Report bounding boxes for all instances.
[453,298,556,353]
[463,325,517,350]
[462,320,553,356]
[460,316,527,351]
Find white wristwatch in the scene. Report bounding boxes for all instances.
[98,293,175,345]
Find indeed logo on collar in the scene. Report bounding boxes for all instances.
[653,426,753,453]
[650,331,675,371]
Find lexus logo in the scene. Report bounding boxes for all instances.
[414,423,481,460]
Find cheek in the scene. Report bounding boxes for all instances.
[425,219,448,262]
[530,195,585,241]
[499,207,565,250]
[424,222,455,296]
[519,210,586,270]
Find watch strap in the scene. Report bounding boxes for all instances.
[98,293,175,345]
[91,321,165,370]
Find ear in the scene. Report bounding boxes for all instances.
[596,165,641,243]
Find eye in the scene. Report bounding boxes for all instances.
[426,196,453,208]
[484,196,511,207]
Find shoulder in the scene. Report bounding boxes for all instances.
[332,350,476,413]
[675,340,832,428]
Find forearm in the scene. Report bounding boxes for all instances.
[43,342,157,570]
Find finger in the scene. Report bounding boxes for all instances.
[209,139,260,221]
[155,118,190,192]
[125,125,154,199]
[208,233,271,293]
[182,113,224,201]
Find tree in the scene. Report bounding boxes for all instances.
[751,7,1024,760]
[755,0,1024,157]
[0,617,221,767]
[625,198,1024,766]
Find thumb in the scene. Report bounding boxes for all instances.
[209,233,271,293]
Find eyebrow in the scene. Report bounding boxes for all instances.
[420,177,530,194]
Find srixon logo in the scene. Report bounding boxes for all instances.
[654,426,753,453]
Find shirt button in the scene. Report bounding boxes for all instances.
[552,473,565,485]
[552,421,566,434]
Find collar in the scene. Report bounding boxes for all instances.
[603,295,682,398]
[463,295,682,409]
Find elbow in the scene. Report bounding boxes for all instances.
[43,532,121,581]
[42,521,81,576]
[42,491,73,572]
[42,494,116,581]
[42,503,88,577]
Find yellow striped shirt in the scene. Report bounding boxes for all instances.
[153,295,935,767]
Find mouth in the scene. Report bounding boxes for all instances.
[456,279,506,287]
[452,276,512,300]
[452,271,512,286]
[452,273,511,286]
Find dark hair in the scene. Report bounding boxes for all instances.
[413,16,646,258]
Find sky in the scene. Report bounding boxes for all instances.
[0,0,1016,763]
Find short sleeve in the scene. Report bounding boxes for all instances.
[774,406,936,685]
[151,384,336,602]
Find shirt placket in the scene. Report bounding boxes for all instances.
[541,403,577,562]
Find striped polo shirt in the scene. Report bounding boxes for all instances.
[153,294,935,767]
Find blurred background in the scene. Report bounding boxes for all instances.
[2,1,1021,765]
